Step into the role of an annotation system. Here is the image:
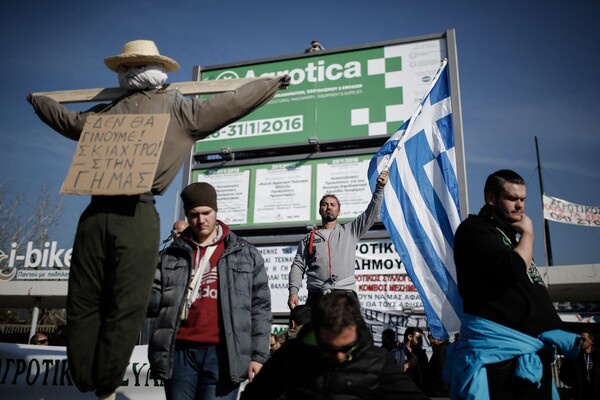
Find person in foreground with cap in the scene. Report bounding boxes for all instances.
[148,182,271,400]
[26,39,286,399]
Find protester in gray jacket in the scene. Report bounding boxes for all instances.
[148,182,271,400]
[288,171,388,309]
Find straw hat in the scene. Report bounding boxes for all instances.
[104,40,180,72]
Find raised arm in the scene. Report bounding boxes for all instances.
[349,170,389,237]
[179,76,290,139]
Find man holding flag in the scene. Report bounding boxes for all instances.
[288,171,389,310]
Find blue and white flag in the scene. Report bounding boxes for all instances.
[368,60,463,340]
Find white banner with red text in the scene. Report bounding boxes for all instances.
[543,194,600,228]
[259,238,423,314]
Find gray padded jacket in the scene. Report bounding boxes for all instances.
[147,226,271,382]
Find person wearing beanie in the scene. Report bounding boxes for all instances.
[148,182,271,400]
[27,39,286,399]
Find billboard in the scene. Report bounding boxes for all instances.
[191,154,375,228]
[195,37,447,153]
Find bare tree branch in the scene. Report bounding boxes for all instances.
[0,182,66,326]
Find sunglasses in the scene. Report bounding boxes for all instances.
[318,340,358,355]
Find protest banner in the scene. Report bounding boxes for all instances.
[543,194,600,228]
[60,114,169,195]
[0,343,164,399]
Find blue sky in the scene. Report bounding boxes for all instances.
[0,0,598,266]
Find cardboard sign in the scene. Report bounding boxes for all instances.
[60,114,169,195]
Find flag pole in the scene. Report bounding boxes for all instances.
[535,136,554,266]
[384,58,449,171]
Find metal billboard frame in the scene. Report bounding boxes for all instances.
[181,29,468,229]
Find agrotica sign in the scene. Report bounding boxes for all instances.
[197,35,449,152]
[214,59,362,85]
[0,241,72,281]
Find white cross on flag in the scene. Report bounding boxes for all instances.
[368,60,463,340]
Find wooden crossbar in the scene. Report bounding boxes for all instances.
[31,78,286,104]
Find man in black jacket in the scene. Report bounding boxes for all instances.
[560,330,600,400]
[240,291,428,400]
[390,327,428,391]
[451,169,567,399]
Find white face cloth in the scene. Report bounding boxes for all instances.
[118,63,168,89]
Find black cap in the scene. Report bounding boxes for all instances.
[181,182,218,214]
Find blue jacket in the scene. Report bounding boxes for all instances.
[444,314,579,400]
[147,226,271,382]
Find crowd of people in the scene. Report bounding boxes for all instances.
[27,311,599,399]
[25,35,597,400]
[23,164,599,400]
[377,328,450,398]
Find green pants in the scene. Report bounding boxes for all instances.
[66,194,159,396]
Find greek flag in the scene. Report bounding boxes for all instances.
[368,60,463,340]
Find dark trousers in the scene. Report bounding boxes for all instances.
[486,351,554,400]
[306,289,358,308]
[66,195,159,396]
